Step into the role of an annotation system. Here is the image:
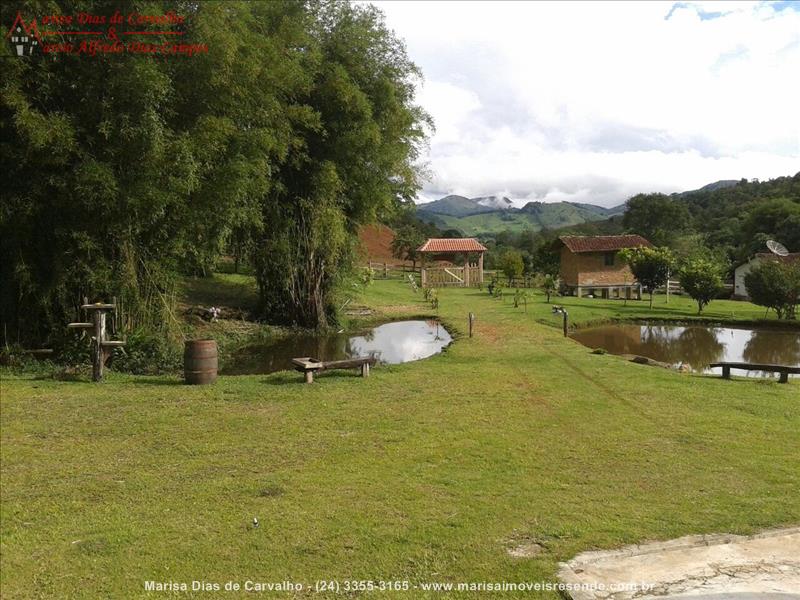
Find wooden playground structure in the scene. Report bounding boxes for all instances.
[67,298,126,381]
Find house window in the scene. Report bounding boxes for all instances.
[604,251,615,266]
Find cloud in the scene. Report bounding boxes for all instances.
[375,0,800,206]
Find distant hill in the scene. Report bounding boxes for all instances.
[417,194,513,217]
[676,179,739,196]
[416,194,622,235]
[415,177,796,238]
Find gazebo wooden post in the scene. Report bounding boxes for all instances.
[478,252,484,283]
[464,254,471,287]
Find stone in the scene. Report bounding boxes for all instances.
[558,527,800,600]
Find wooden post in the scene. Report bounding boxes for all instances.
[469,312,475,338]
[666,275,670,304]
[478,253,484,284]
[383,263,388,279]
[92,309,106,382]
[464,259,470,287]
[111,296,117,334]
[305,370,314,384]
[722,366,730,379]
[362,362,370,378]
[563,311,568,338]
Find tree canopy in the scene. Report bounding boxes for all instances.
[1,0,430,344]
[619,246,675,308]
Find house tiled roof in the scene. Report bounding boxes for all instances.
[557,235,653,253]
[753,252,800,264]
[417,238,487,253]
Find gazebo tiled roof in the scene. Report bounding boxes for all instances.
[556,235,652,253]
[417,238,487,253]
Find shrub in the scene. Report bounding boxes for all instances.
[499,250,524,285]
[745,260,800,319]
[679,258,724,313]
[111,329,182,374]
[536,273,558,303]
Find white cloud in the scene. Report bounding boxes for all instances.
[374,0,800,206]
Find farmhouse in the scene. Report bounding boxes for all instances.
[553,234,652,299]
[734,252,800,299]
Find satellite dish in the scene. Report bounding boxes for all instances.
[766,240,789,256]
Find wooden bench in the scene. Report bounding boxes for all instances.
[709,362,799,384]
[292,356,377,384]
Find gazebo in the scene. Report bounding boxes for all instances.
[417,238,487,288]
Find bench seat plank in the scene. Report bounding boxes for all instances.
[709,362,798,384]
[292,356,377,383]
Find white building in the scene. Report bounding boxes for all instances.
[734,253,800,299]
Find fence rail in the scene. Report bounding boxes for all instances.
[367,262,420,279]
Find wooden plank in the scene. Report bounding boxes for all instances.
[443,268,463,283]
[67,322,94,329]
[100,340,126,347]
[292,356,376,372]
[81,303,116,311]
[709,362,799,373]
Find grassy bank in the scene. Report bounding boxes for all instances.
[1,279,798,598]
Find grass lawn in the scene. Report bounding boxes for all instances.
[1,280,798,598]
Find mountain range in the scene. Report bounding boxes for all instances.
[416,194,626,235]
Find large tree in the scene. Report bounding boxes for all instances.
[391,226,425,271]
[619,246,675,308]
[623,193,691,247]
[1,1,430,344]
[253,2,430,328]
[745,261,800,319]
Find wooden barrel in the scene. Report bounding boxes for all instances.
[184,339,218,385]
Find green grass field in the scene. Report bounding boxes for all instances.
[1,280,798,598]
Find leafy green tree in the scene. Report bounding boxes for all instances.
[623,194,691,246]
[499,250,524,285]
[538,274,558,303]
[391,226,426,271]
[1,0,431,344]
[745,261,800,319]
[1,0,313,343]
[619,247,675,308]
[741,199,800,257]
[253,2,430,328]
[679,258,724,313]
[530,240,560,276]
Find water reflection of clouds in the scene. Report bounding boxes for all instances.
[575,324,799,378]
[348,321,452,364]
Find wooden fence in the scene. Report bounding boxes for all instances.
[367,262,420,279]
[421,266,482,288]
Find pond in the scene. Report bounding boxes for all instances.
[571,323,800,378]
[222,320,452,375]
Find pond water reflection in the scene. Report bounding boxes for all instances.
[223,320,452,375]
[571,323,800,378]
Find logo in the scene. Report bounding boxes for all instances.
[6,11,41,56]
[4,9,207,58]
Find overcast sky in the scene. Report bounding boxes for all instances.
[373,1,800,207]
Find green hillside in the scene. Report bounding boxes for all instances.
[417,200,617,235]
